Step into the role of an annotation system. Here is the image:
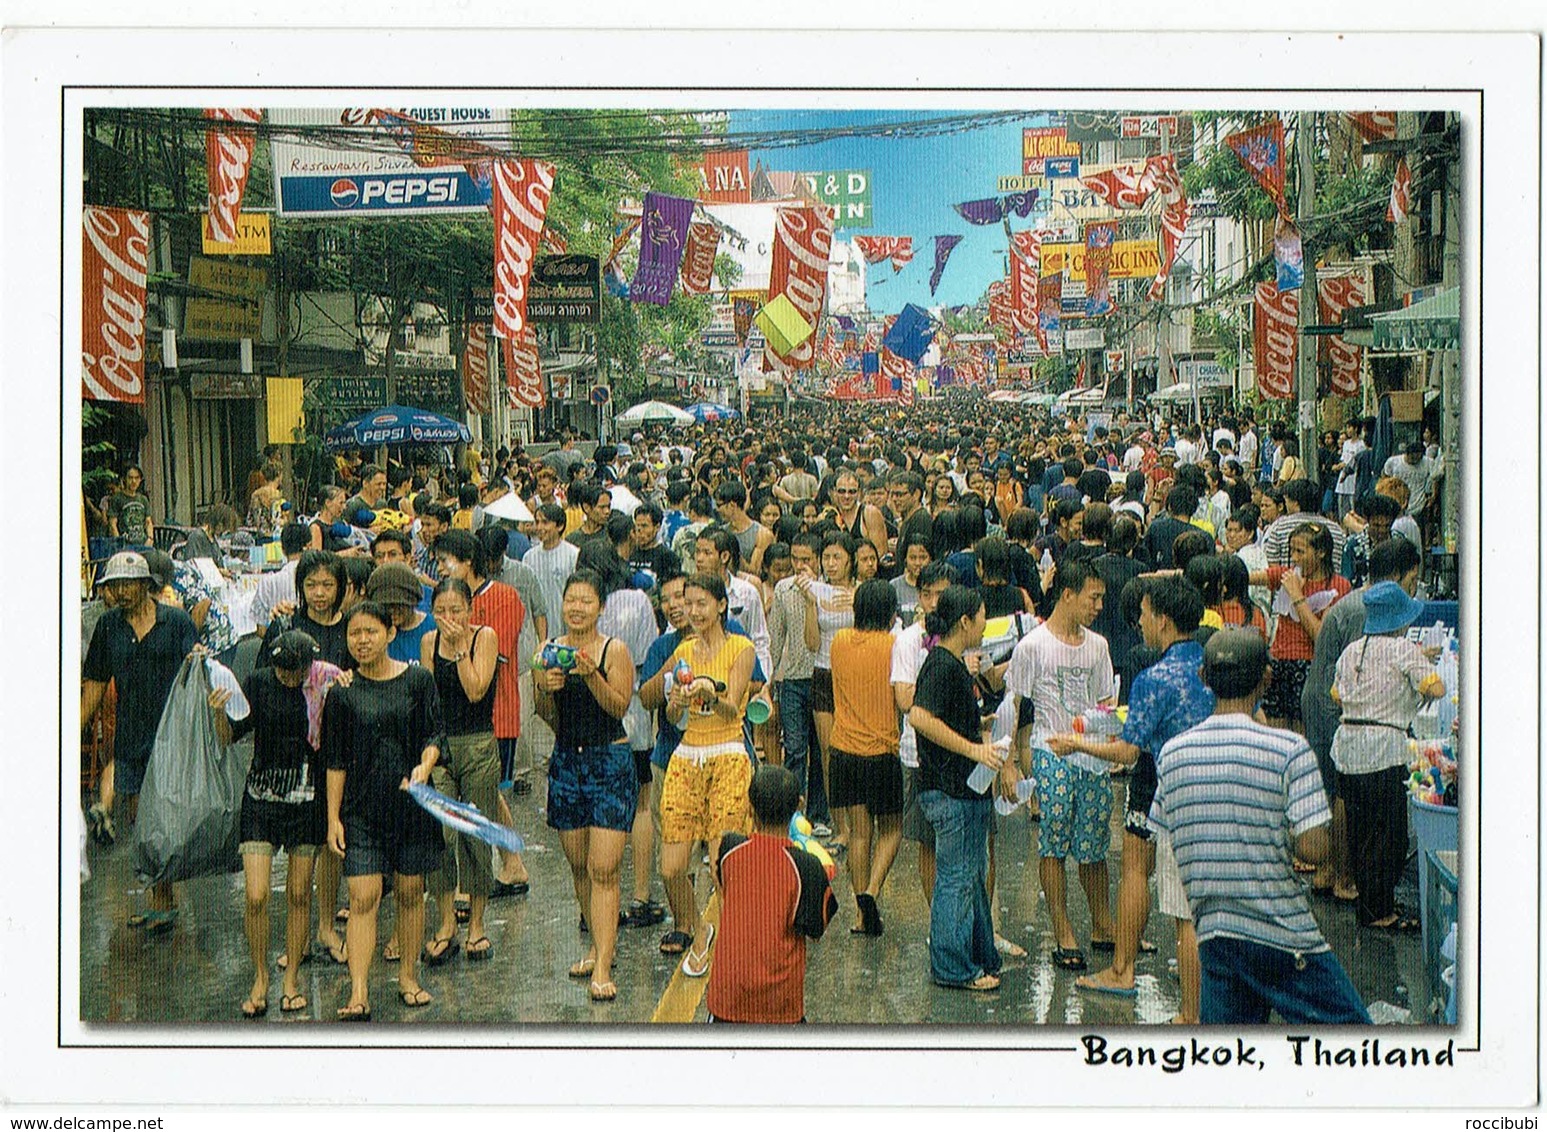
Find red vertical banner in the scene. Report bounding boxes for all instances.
[1253,282,1298,400]
[82,206,151,404]
[1009,229,1042,335]
[203,108,262,244]
[700,150,752,203]
[490,159,556,344]
[678,220,721,296]
[502,327,546,409]
[1318,273,1368,397]
[764,203,834,371]
[987,278,1016,333]
[462,322,490,414]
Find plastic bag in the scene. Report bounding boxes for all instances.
[132,655,251,885]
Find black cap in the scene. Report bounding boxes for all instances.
[1202,629,1270,699]
[269,629,320,671]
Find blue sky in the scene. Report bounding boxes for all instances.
[731,108,1055,314]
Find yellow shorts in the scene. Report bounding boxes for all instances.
[659,748,752,845]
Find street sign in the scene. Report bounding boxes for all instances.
[1121,115,1180,139]
[590,385,611,407]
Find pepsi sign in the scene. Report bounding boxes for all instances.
[277,170,491,218]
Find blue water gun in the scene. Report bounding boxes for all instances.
[534,641,579,672]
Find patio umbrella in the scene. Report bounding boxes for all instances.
[685,402,739,423]
[323,405,471,451]
[616,400,694,425]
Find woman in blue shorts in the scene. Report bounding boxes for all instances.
[532,568,638,1003]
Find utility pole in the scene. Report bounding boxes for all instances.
[1295,110,1320,486]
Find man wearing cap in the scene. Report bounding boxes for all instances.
[81,552,198,927]
[367,562,437,665]
[1149,630,1370,1024]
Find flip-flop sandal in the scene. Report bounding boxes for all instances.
[280,993,309,1013]
[241,997,268,1018]
[466,936,493,962]
[995,935,1027,958]
[1367,914,1421,933]
[589,980,617,1002]
[1052,947,1088,972]
[659,930,692,955]
[681,923,716,978]
[334,908,350,925]
[422,935,460,966]
[336,1003,372,1022]
[382,942,401,963]
[568,957,597,979]
[399,987,433,1008]
[491,880,530,899]
[965,973,1001,991]
[1077,975,1138,998]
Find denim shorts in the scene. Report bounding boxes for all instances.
[1032,746,1113,864]
[546,741,638,833]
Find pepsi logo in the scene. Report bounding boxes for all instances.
[371,414,395,425]
[330,178,360,208]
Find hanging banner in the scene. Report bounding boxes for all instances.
[929,234,963,296]
[1387,158,1413,224]
[1346,111,1397,143]
[1083,220,1117,317]
[730,289,763,346]
[953,193,1038,225]
[204,109,263,244]
[1081,165,1155,211]
[1009,229,1044,341]
[462,323,490,414]
[987,278,1015,333]
[1145,155,1191,302]
[1274,216,1304,292]
[490,159,556,343]
[1318,273,1368,398]
[502,327,546,409]
[700,150,752,203]
[679,220,722,296]
[853,235,913,272]
[764,203,834,370]
[630,192,696,306]
[1253,282,1299,400]
[82,206,150,404]
[1225,117,1288,217]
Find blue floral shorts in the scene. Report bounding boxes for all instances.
[546,741,638,833]
[1031,746,1113,865]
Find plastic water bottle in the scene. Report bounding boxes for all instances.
[994,777,1037,816]
[1071,705,1125,737]
[1039,547,1055,573]
[968,709,1014,795]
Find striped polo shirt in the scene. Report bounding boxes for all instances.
[1149,713,1333,955]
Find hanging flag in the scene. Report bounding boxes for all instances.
[1073,354,1089,389]
[1387,158,1413,224]
[987,278,1016,333]
[502,327,546,409]
[1253,282,1298,400]
[764,203,834,370]
[1225,117,1288,217]
[1273,216,1304,292]
[1083,220,1117,317]
[929,234,963,296]
[1038,272,1063,335]
[730,289,763,346]
[883,303,935,364]
[954,197,1007,225]
[1318,273,1368,398]
[82,206,150,404]
[853,235,914,272]
[462,323,490,415]
[490,159,556,343]
[1346,111,1397,143]
[203,109,262,245]
[1003,191,1040,218]
[1145,155,1191,303]
[1009,229,1043,338]
[700,150,752,203]
[679,220,721,296]
[1081,164,1155,210]
[604,215,641,273]
[630,192,696,306]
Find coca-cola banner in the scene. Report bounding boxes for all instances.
[1318,273,1368,398]
[502,327,546,409]
[764,203,834,370]
[203,108,262,244]
[1009,229,1042,336]
[490,159,556,343]
[1253,282,1298,400]
[82,206,151,404]
[462,323,490,415]
[679,221,721,296]
[631,192,696,306]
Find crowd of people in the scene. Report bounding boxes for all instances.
[80,395,1450,1024]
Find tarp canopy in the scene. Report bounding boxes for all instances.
[1369,287,1460,351]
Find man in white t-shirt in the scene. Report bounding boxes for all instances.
[1383,442,1439,517]
[251,522,308,635]
[1236,421,1259,472]
[1333,421,1366,520]
[521,501,579,635]
[1005,558,1116,973]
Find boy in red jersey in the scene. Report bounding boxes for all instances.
[706,766,837,1023]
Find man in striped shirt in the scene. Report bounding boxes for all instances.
[1149,629,1370,1025]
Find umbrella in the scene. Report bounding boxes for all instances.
[616,400,694,426]
[685,402,739,423]
[323,405,471,451]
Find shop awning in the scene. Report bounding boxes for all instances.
[1369,287,1460,351]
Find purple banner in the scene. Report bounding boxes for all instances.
[929,234,963,296]
[953,197,1005,225]
[1003,190,1039,217]
[630,192,695,306]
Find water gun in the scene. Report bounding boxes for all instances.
[1071,704,1128,737]
[788,812,837,880]
[533,641,579,672]
[672,658,725,710]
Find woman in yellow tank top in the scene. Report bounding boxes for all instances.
[657,572,756,978]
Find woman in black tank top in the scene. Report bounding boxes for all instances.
[532,569,637,1002]
[420,577,503,964]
